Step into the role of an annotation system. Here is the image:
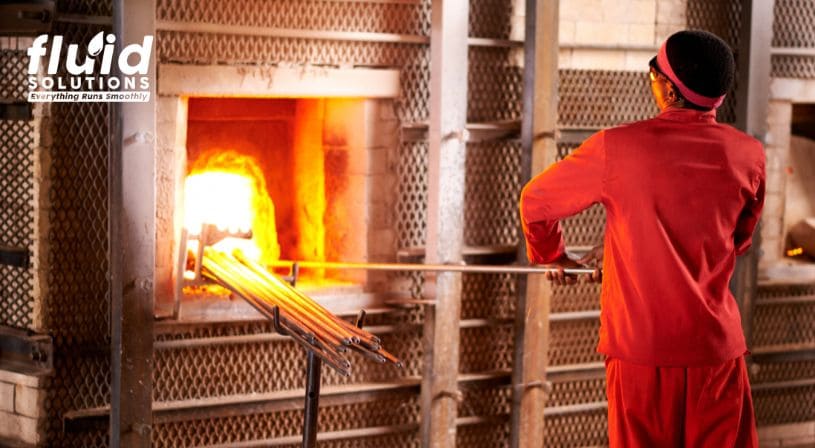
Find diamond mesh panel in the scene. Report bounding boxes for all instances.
[753,360,815,384]
[461,273,517,321]
[754,385,815,426]
[157,0,430,36]
[0,49,29,100]
[686,0,742,123]
[396,140,428,250]
[549,319,603,367]
[547,377,606,408]
[464,140,522,247]
[772,0,815,48]
[457,420,511,448]
[0,119,34,329]
[459,386,511,418]
[558,70,657,129]
[157,32,430,124]
[772,55,815,78]
[459,324,514,374]
[753,302,815,349]
[544,409,609,447]
[154,325,421,402]
[153,395,421,447]
[41,17,111,447]
[0,48,34,330]
[551,283,601,314]
[468,0,515,40]
[57,0,112,15]
[312,433,420,448]
[467,46,523,123]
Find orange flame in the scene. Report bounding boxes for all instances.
[185,149,281,264]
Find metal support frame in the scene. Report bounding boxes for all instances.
[420,0,469,446]
[111,0,157,446]
[0,326,53,374]
[730,0,775,352]
[511,1,559,447]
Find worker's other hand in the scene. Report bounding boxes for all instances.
[544,252,583,286]
[577,244,604,283]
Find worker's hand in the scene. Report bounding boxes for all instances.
[577,244,603,283]
[543,252,584,286]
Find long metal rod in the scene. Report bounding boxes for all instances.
[268,259,596,275]
[109,1,124,445]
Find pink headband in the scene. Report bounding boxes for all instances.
[656,41,726,109]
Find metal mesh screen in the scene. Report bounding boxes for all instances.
[754,385,815,426]
[39,17,112,447]
[157,33,430,125]
[771,0,815,79]
[158,0,430,36]
[461,273,517,321]
[547,377,606,408]
[558,70,657,129]
[396,140,428,250]
[772,55,815,78]
[772,0,815,48]
[153,1,434,444]
[464,140,522,247]
[467,47,523,123]
[153,395,421,447]
[753,302,815,348]
[686,0,742,123]
[751,284,815,427]
[544,410,609,447]
[552,283,602,314]
[0,47,34,330]
[154,321,422,403]
[468,0,514,40]
[0,48,29,99]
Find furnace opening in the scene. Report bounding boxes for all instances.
[183,97,370,289]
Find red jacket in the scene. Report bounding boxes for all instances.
[520,108,765,366]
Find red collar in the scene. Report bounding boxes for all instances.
[656,107,718,123]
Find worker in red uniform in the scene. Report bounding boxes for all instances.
[520,30,764,447]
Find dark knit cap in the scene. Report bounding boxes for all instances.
[652,30,736,109]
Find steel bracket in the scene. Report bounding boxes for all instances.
[0,246,29,268]
[0,1,55,36]
[0,326,53,375]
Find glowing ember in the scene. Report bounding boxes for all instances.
[184,149,281,264]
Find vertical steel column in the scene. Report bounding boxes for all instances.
[420,0,469,446]
[111,0,157,446]
[730,0,774,351]
[511,1,559,447]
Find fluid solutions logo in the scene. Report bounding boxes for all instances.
[26,32,153,102]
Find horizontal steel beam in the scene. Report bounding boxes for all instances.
[770,47,815,57]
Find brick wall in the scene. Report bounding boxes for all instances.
[558,0,686,71]
[0,371,45,447]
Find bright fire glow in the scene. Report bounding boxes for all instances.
[184,149,281,264]
[787,247,804,257]
[185,172,253,234]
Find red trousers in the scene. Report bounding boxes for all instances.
[606,356,758,447]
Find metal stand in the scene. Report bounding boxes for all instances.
[268,296,366,448]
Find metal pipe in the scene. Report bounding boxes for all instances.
[267,259,597,275]
[302,351,322,448]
